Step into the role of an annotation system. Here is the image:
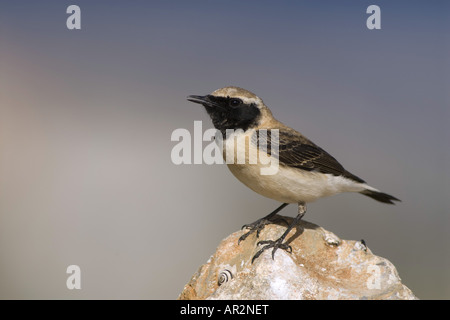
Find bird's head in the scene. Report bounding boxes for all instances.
[187,86,273,134]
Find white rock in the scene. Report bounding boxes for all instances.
[178,216,417,300]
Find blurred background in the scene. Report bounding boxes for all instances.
[0,0,448,299]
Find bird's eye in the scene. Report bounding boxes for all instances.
[229,98,242,107]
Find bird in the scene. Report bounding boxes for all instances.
[187,86,400,262]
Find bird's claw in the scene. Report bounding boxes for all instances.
[251,238,292,263]
[238,216,289,244]
[238,218,272,244]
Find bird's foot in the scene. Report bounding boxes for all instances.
[238,215,288,244]
[251,238,292,263]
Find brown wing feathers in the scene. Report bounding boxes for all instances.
[254,129,366,183]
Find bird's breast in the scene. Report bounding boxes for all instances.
[221,130,365,203]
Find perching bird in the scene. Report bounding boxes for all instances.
[187,86,400,262]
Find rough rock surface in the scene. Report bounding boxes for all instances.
[178,216,417,300]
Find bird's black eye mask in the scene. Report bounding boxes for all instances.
[203,95,262,134]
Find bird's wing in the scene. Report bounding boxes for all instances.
[253,129,365,183]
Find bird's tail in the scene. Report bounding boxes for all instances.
[360,189,401,204]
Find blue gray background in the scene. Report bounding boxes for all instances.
[0,1,448,299]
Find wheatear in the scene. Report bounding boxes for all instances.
[187,86,400,262]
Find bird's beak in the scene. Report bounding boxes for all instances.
[187,95,212,106]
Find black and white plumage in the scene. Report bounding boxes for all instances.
[188,86,400,262]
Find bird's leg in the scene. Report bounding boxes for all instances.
[238,203,289,244]
[252,202,306,263]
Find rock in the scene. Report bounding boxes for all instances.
[178,215,417,300]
